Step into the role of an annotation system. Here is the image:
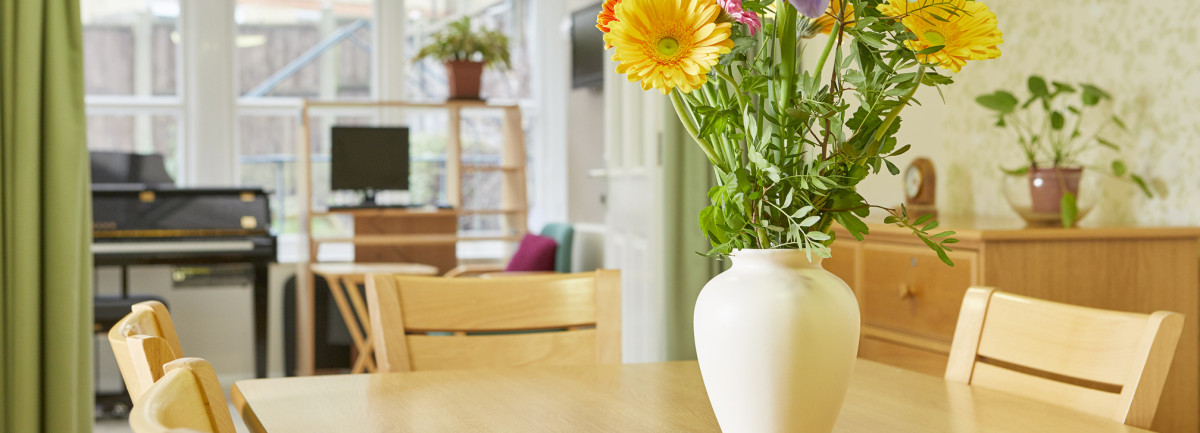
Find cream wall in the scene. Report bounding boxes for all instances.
[857,0,1200,226]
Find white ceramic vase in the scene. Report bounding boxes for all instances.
[693,249,861,433]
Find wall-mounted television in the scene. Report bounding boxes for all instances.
[571,3,605,89]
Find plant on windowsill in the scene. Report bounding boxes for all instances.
[977,77,1152,228]
[597,0,1002,432]
[414,16,510,100]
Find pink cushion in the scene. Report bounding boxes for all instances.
[505,234,558,272]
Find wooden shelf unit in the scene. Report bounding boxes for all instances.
[294,100,530,376]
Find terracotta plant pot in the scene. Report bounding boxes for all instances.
[1029,166,1083,214]
[444,60,484,100]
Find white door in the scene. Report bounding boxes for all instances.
[603,66,667,363]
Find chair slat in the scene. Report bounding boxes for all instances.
[394,274,598,331]
[367,270,621,373]
[976,292,1147,385]
[970,362,1122,420]
[408,330,598,371]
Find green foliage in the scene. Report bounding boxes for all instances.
[680,0,964,266]
[978,76,1150,199]
[413,17,511,68]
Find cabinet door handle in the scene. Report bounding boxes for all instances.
[898,284,916,299]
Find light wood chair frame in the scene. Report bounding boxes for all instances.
[365,270,621,372]
[129,357,237,433]
[108,301,184,402]
[946,287,1185,428]
[321,272,377,373]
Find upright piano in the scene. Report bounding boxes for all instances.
[91,152,276,378]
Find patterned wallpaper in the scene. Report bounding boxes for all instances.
[864,0,1200,226]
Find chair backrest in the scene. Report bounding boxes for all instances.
[365,270,620,372]
[945,287,1184,428]
[129,357,237,433]
[539,223,574,273]
[108,301,184,401]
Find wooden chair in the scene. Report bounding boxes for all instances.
[108,300,184,402]
[128,357,237,433]
[365,270,621,372]
[946,287,1185,428]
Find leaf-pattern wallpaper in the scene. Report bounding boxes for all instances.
[865,0,1200,226]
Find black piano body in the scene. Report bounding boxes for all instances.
[91,152,277,378]
[92,185,276,267]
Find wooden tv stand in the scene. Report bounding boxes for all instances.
[316,207,459,274]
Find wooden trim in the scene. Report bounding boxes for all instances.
[127,335,178,397]
[231,384,267,433]
[366,274,412,372]
[446,106,463,208]
[1117,311,1185,427]
[133,301,183,357]
[163,358,237,433]
[313,208,460,217]
[595,269,622,364]
[944,287,994,383]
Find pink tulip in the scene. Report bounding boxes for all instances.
[717,0,762,35]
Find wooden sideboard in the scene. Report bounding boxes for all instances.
[827,218,1200,433]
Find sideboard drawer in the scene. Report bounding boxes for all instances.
[860,244,977,341]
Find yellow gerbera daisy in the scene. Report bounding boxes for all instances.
[813,0,855,35]
[878,0,1002,73]
[604,0,734,95]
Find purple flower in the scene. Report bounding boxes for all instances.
[787,0,831,18]
[717,0,762,35]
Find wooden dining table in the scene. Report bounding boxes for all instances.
[232,360,1154,433]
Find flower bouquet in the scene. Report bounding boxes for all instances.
[598,1,1003,431]
[598,0,1003,265]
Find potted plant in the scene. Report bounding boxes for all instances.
[599,0,1001,432]
[976,77,1152,227]
[414,16,511,100]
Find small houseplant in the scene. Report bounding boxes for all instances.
[414,16,511,100]
[598,0,1001,432]
[977,77,1151,227]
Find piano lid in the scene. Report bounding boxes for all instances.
[90,151,175,187]
[93,187,272,238]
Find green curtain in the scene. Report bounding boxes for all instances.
[0,0,93,432]
[661,98,724,361]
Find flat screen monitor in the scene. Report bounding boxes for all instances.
[571,3,605,89]
[330,126,410,200]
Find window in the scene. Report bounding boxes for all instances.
[80,0,545,261]
[234,0,376,233]
[82,0,183,180]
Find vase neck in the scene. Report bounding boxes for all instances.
[730,249,825,270]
